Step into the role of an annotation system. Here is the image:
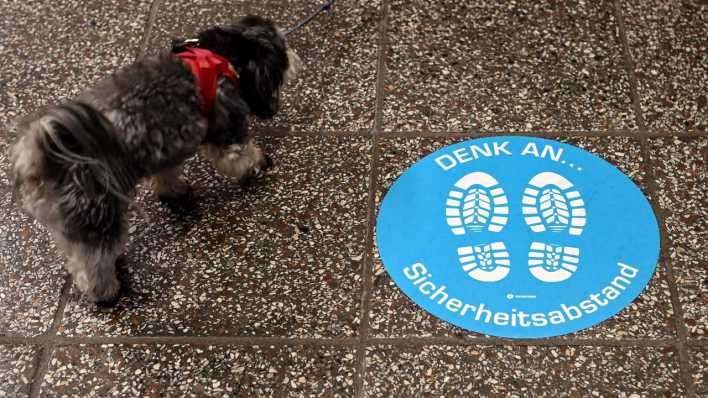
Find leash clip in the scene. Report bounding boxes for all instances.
[170,37,200,53]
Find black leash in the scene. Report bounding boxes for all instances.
[284,0,335,36]
[171,0,334,52]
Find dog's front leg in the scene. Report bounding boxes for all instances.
[151,164,191,200]
[200,140,271,182]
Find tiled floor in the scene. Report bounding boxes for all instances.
[382,0,637,132]
[0,0,705,397]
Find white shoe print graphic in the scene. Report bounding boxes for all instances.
[528,242,580,283]
[446,172,509,235]
[522,172,586,236]
[458,243,511,282]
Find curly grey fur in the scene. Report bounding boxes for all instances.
[9,15,301,304]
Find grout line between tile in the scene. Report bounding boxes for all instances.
[371,2,389,135]
[613,1,694,396]
[365,336,679,348]
[49,277,73,332]
[354,1,389,396]
[642,146,695,398]
[27,275,72,398]
[686,340,708,347]
[253,129,374,137]
[612,0,646,131]
[353,134,378,397]
[25,1,163,392]
[136,0,163,59]
[54,336,358,347]
[254,129,708,138]
[1,335,687,348]
[27,346,52,398]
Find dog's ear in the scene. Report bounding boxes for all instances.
[237,23,288,119]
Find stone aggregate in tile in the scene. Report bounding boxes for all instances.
[0,141,10,192]
[41,344,355,397]
[370,136,673,338]
[0,0,705,395]
[650,137,708,338]
[690,346,708,396]
[0,0,149,337]
[0,0,150,129]
[59,136,370,337]
[622,0,707,132]
[383,0,635,132]
[0,345,38,398]
[0,192,66,336]
[148,0,380,133]
[364,345,684,397]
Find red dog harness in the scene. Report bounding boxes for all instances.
[174,47,239,115]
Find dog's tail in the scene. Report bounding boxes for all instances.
[12,102,135,204]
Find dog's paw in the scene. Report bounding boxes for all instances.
[95,295,121,308]
[160,189,199,215]
[252,154,274,178]
[153,175,192,201]
[242,154,273,184]
[86,276,122,306]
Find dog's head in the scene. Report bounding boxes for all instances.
[198,15,303,119]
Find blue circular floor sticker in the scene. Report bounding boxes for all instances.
[377,136,660,339]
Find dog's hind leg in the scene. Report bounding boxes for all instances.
[54,230,126,304]
[200,140,271,182]
[12,101,135,305]
[51,192,129,305]
[151,164,191,200]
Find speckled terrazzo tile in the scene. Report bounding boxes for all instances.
[0,345,38,398]
[0,191,66,336]
[1,119,64,336]
[690,346,708,396]
[382,0,635,132]
[145,0,251,57]
[0,0,148,337]
[147,0,380,133]
[59,135,370,337]
[41,344,355,397]
[370,135,672,338]
[0,0,150,129]
[650,137,708,338]
[622,0,707,132]
[363,345,684,397]
[0,142,9,191]
[251,0,380,133]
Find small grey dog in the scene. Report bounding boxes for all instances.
[10,15,302,304]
